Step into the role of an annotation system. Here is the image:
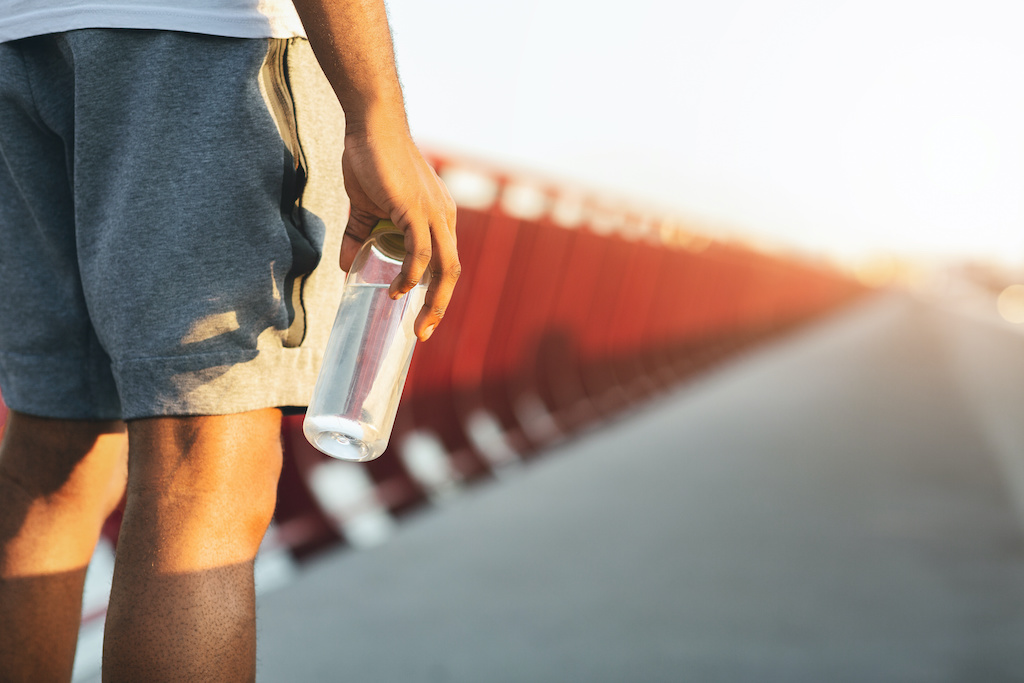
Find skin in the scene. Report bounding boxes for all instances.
[292,0,460,341]
[0,416,127,682]
[100,411,284,682]
[0,1,458,680]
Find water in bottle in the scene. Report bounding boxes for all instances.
[304,221,428,461]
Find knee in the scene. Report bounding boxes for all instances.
[0,412,127,521]
[125,410,283,557]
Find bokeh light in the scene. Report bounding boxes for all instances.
[996,284,1024,323]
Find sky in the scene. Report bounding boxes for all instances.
[387,0,1024,266]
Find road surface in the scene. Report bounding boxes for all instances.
[248,292,1024,682]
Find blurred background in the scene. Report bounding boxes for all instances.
[62,1,1024,680]
[391,0,1024,267]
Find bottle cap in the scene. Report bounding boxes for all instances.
[371,220,406,260]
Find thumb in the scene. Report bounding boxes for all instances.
[340,206,382,272]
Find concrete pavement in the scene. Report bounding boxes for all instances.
[252,293,1024,683]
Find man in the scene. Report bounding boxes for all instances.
[0,0,460,679]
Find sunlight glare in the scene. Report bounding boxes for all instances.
[997,284,1024,324]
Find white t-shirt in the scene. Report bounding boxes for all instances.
[0,0,306,44]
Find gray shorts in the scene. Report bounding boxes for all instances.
[0,30,347,420]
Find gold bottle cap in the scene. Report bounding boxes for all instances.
[371,220,406,260]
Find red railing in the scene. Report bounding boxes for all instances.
[274,151,865,553]
[0,151,865,561]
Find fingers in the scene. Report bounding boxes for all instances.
[413,221,461,341]
[339,135,459,340]
[388,211,460,341]
[431,164,459,248]
[389,218,432,299]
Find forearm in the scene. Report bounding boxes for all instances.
[291,0,409,136]
[291,0,459,341]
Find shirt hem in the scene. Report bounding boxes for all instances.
[0,6,306,43]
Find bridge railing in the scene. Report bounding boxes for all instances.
[0,151,864,559]
[273,151,865,555]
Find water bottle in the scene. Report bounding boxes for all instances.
[303,220,429,461]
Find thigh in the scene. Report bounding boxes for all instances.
[0,412,127,575]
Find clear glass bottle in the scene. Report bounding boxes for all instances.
[303,220,428,461]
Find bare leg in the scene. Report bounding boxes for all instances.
[101,409,282,683]
[0,413,128,683]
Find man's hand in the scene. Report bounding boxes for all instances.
[341,131,459,342]
[290,0,460,341]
